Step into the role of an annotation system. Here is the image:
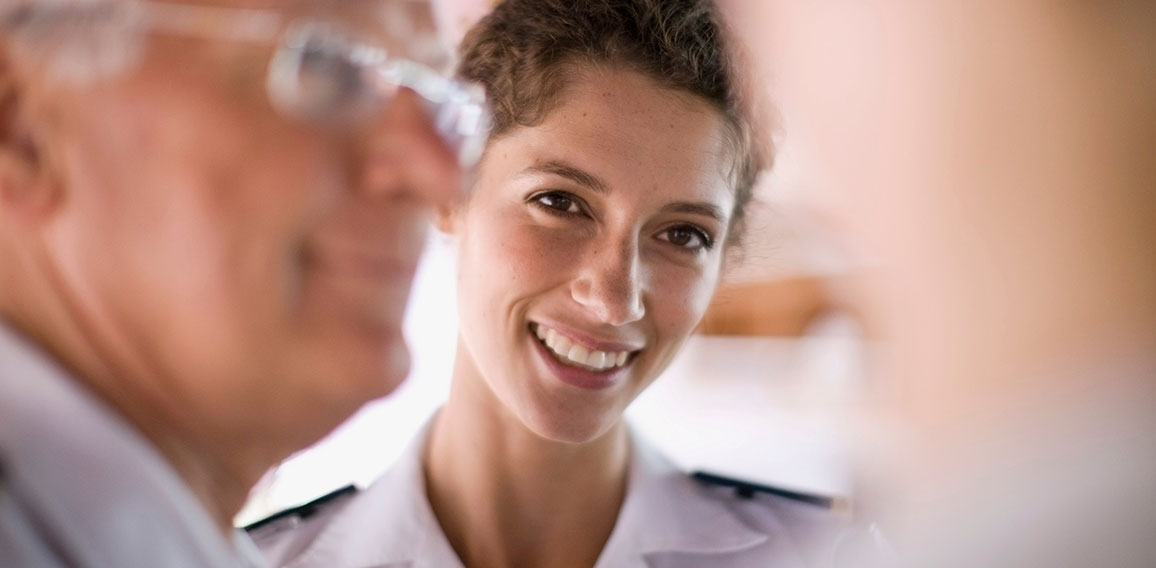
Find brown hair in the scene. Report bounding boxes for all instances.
[458,0,765,245]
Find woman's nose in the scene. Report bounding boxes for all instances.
[355,88,466,206]
[570,240,646,327]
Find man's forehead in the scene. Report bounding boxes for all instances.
[169,0,445,63]
[219,0,438,40]
[188,0,432,16]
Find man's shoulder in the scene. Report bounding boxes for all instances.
[0,455,68,567]
[1,454,9,518]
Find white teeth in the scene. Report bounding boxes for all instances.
[533,324,634,371]
[553,334,572,356]
[567,344,589,365]
[586,350,606,369]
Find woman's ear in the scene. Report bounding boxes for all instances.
[0,50,62,225]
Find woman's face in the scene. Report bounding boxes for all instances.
[449,67,737,443]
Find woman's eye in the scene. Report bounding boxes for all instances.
[659,225,714,251]
[531,192,582,215]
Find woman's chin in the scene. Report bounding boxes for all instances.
[520,404,623,445]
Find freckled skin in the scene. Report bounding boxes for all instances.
[449,67,737,443]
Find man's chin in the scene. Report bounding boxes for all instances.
[340,332,412,399]
[290,327,412,406]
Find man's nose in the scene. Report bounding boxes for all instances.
[570,238,646,327]
[356,88,466,206]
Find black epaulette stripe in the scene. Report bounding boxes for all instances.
[243,484,358,532]
[692,471,844,510]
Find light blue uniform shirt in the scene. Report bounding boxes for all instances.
[0,322,264,567]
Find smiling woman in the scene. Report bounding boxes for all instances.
[453,67,737,445]
[249,1,849,567]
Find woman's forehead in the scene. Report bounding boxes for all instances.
[535,74,732,176]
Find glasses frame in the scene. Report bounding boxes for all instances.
[0,0,491,168]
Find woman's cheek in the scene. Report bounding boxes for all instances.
[649,263,718,334]
[506,224,588,278]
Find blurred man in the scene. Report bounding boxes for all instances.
[724,1,1156,566]
[0,0,487,565]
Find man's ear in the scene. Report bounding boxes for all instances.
[0,46,62,225]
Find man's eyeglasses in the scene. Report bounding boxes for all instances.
[0,0,492,169]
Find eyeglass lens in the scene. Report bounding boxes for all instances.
[268,23,490,169]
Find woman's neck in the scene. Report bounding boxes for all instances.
[424,361,630,568]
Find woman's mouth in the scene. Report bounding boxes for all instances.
[531,323,634,372]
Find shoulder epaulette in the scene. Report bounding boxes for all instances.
[244,484,358,532]
[692,471,850,513]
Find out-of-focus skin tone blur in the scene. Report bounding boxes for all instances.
[722,1,1156,565]
[0,0,464,533]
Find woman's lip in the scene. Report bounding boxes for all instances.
[530,332,628,391]
[528,321,644,353]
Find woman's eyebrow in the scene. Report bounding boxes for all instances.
[663,202,727,224]
[517,160,727,222]
[516,160,610,195]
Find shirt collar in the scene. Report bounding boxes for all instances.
[0,322,262,568]
[287,418,460,568]
[594,430,768,567]
[281,420,771,568]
